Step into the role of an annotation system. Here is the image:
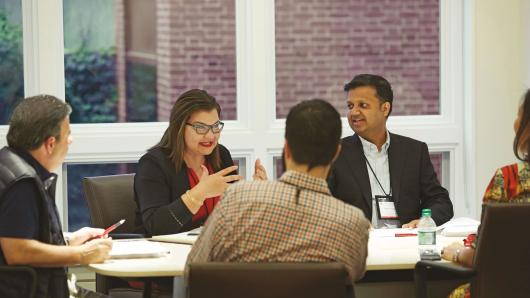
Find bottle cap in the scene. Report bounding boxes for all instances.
[421,209,432,217]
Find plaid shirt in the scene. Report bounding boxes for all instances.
[185,171,370,282]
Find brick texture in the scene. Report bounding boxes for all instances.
[275,0,440,118]
[116,0,439,120]
[156,0,237,121]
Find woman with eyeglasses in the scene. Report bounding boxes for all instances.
[134,89,246,236]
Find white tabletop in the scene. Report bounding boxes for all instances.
[366,234,464,270]
[88,242,191,277]
[88,232,465,277]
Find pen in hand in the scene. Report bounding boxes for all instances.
[88,219,126,241]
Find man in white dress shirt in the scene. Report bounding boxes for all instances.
[328,74,453,228]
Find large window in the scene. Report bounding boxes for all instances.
[5,0,467,229]
[275,0,440,118]
[0,0,23,124]
[63,0,237,124]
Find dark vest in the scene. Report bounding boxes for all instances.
[0,147,69,298]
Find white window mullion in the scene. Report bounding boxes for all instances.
[225,0,278,177]
[22,0,68,226]
[22,0,65,99]
[235,0,250,130]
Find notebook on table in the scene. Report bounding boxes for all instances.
[110,239,170,259]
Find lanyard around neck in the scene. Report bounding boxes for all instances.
[363,154,391,197]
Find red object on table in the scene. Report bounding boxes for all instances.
[463,233,477,247]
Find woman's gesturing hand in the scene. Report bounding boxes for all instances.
[253,158,268,181]
[192,165,242,200]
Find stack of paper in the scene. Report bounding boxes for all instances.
[151,227,201,245]
[110,239,170,259]
[437,217,480,237]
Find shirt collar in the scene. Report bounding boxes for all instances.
[358,130,391,154]
[10,147,56,185]
[279,170,331,195]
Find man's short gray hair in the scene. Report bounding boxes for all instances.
[7,95,72,151]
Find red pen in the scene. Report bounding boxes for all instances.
[395,233,417,237]
[88,219,125,241]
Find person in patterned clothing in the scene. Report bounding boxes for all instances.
[185,99,370,284]
[442,89,530,298]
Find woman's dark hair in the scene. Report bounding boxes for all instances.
[514,89,530,162]
[7,95,72,151]
[285,99,342,170]
[153,89,222,170]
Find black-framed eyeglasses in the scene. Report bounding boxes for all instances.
[186,121,224,135]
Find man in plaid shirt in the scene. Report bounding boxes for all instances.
[185,99,370,283]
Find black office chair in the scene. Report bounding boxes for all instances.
[188,262,353,298]
[83,174,144,239]
[414,203,530,298]
[83,174,145,297]
[0,265,37,298]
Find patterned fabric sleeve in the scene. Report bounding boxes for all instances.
[482,163,527,202]
[184,197,227,279]
[448,284,471,298]
[483,167,508,202]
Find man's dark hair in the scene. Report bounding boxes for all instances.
[7,95,72,151]
[285,99,341,170]
[344,74,394,116]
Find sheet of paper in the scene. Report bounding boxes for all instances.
[437,217,480,236]
[110,239,170,259]
[151,227,201,245]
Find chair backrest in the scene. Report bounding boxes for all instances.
[82,174,138,233]
[0,266,37,298]
[188,262,352,298]
[472,203,530,298]
[83,174,146,296]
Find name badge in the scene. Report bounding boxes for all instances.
[375,195,398,219]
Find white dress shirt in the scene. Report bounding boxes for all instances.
[359,131,399,228]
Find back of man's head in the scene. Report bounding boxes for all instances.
[7,95,71,151]
[285,99,342,170]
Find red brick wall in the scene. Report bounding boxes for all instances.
[156,0,237,121]
[118,0,439,121]
[275,0,440,118]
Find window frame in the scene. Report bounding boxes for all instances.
[0,0,472,229]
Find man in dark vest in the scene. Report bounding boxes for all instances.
[0,95,112,298]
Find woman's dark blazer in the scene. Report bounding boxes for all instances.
[134,144,235,236]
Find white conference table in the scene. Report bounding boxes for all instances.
[88,232,465,297]
[89,242,191,278]
[366,232,464,270]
